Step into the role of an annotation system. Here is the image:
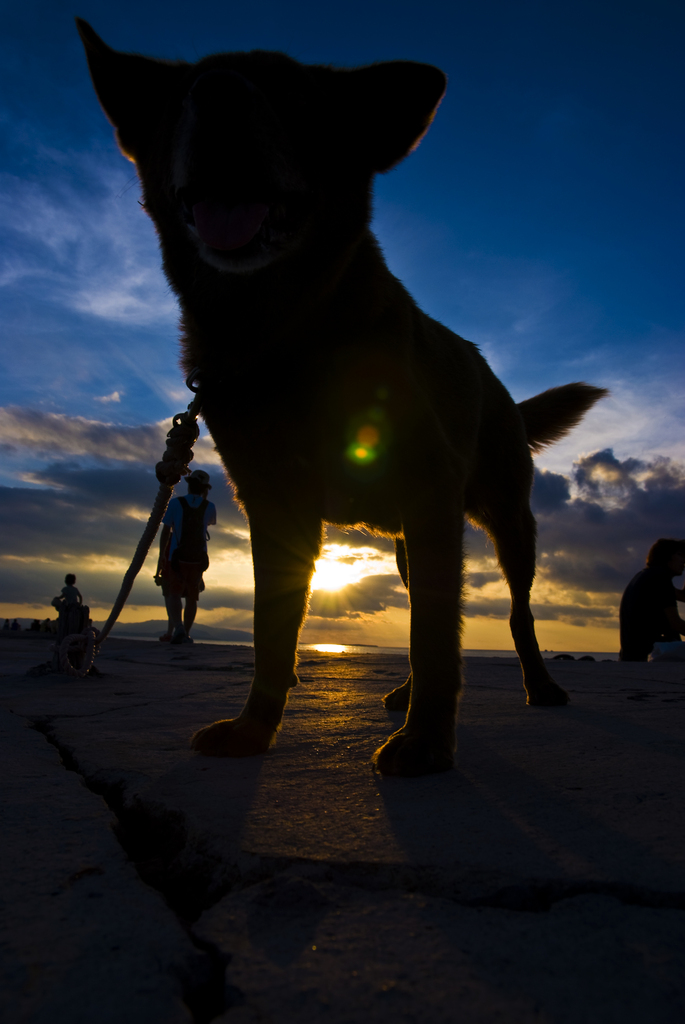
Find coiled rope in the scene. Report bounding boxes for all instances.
[58,369,203,677]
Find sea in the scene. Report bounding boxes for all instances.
[107,635,619,660]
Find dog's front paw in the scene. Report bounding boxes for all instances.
[383,678,411,711]
[190,716,275,757]
[526,680,570,706]
[373,729,454,777]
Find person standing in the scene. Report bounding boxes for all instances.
[619,538,685,661]
[155,469,216,644]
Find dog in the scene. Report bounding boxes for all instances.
[77,20,607,776]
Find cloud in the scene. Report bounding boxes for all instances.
[463,449,685,628]
[0,406,222,467]
[188,587,254,612]
[95,391,122,403]
[0,161,177,327]
[309,574,408,619]
[536,450,685,589]
[530,467,571,512]
[0,406,166,463]
[0,468,167,567]
[464,597,511,618]
[533,373,685,475]
[0,461,246,564]
[0,138,195,419]
[467,571,502,589]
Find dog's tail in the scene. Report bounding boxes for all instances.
[517,382,609,454]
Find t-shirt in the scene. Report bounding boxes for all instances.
[162,493,217,557]
[619,566,679,661]
[61,584,82,605]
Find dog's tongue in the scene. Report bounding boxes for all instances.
[192,200,269,250]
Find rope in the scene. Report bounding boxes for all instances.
[58,370,203,678]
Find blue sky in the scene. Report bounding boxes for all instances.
[0,0,683,649]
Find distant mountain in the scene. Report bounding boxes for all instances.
[92,619,253,642]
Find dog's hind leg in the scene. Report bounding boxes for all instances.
[383,538,412,711]
[484,504,569,706]
[374,463,463,776]
[191,502,322,756]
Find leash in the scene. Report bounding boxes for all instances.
[58,369,204,677]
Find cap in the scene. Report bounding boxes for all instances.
[187,469,212,489]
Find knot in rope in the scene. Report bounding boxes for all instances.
[155,410,201,487]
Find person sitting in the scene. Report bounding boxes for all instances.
[51,573,88,649]
[11,618,20,631]
[3,619,10,630]
[619,538,685,661]
[60,574,83,606]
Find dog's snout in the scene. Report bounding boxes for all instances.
[169,59,308,271]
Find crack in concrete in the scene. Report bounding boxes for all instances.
[32,719,685,911]
[25,712,685,1019]
[29,718,229,1024]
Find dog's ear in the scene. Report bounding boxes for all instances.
[76,19,188,162]
[336,61,446,172]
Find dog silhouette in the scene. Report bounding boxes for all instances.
[78,20,606,775]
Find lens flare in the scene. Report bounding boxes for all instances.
[357,425,380,446]
[346,423,383,464]
[347,441,377,463]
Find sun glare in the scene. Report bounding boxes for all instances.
[309,644,347,653]
[310,543,396,591]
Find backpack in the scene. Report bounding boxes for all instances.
[171,497,210,571]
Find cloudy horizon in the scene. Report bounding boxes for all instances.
[2,403,682,650]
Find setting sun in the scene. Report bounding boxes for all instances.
[310,543,397,591]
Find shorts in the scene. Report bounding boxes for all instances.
[162,561,205,601]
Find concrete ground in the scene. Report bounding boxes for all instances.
[1,632,684,1023]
